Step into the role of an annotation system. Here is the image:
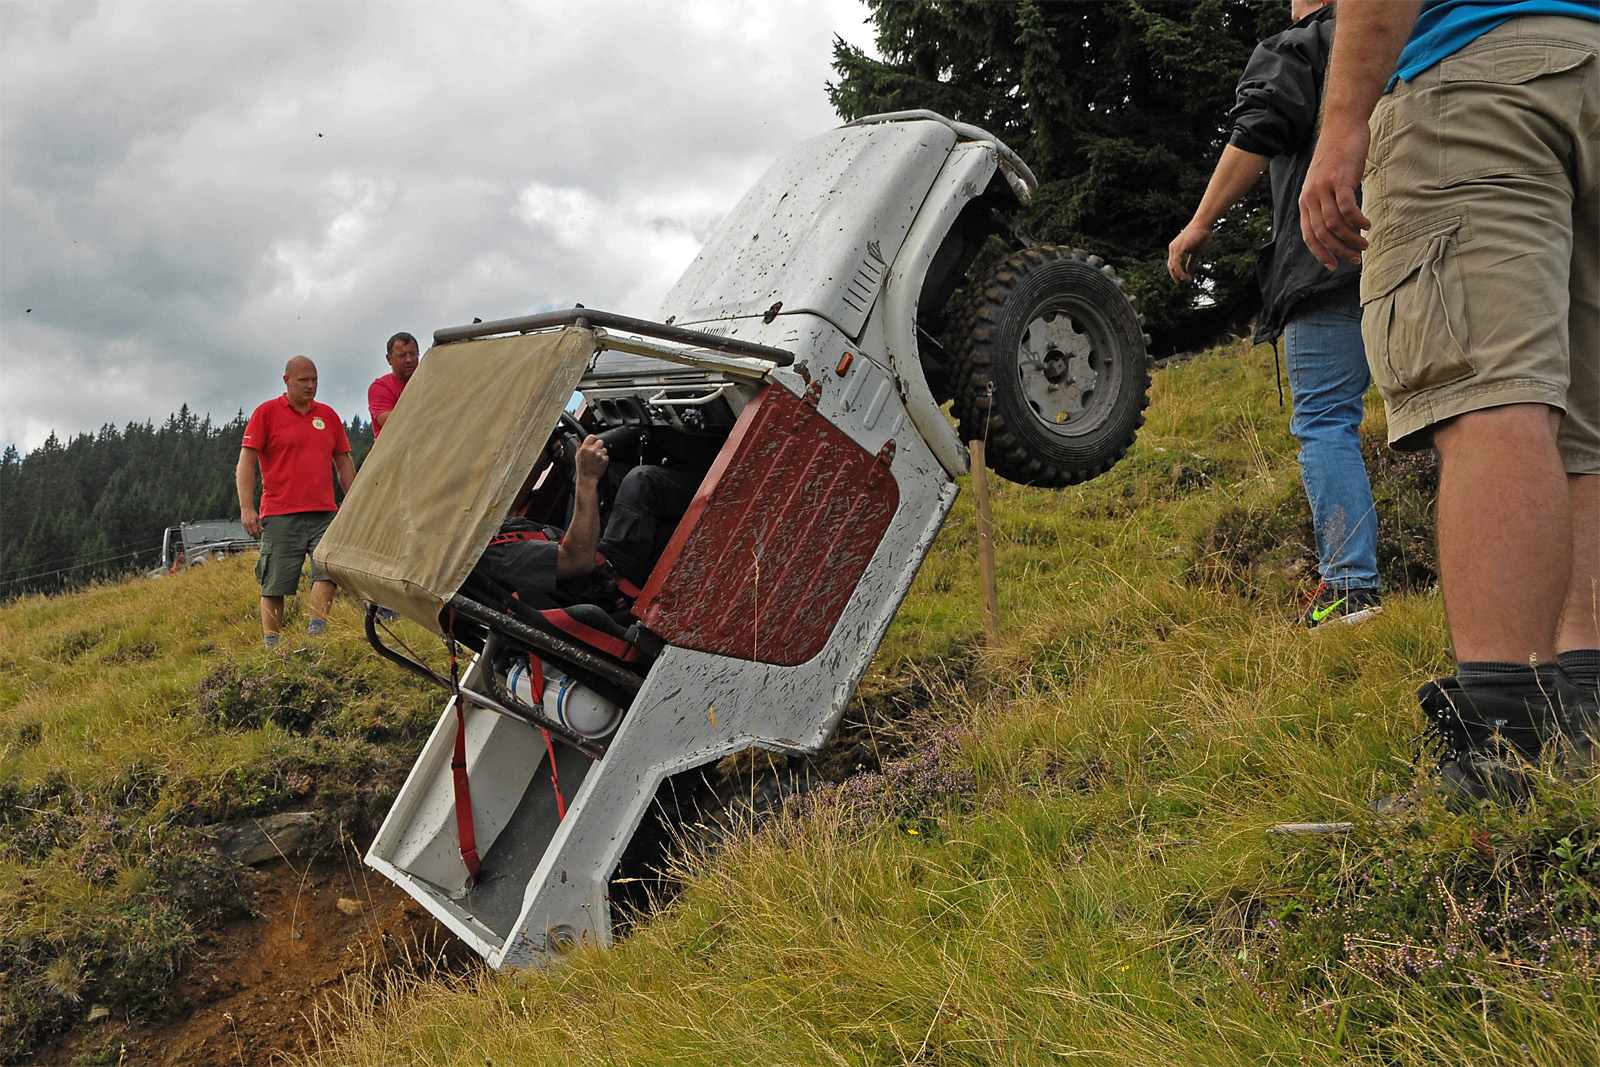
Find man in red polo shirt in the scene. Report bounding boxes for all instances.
[367,331,419,438]
[237,356,356,648]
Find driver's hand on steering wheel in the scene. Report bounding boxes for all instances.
[574,435,609,485]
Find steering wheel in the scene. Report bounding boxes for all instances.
[558,411,589,442]
[550,411,589,479]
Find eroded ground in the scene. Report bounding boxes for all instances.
[31,847,480,1066]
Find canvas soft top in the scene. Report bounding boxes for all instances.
[314,327,595,633]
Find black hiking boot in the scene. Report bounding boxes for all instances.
[1417,676,1550,808]
[1553,666,1599,783]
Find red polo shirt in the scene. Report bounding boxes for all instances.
[242,395,352,516]
[368,373,405,438]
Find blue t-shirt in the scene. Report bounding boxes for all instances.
[1392,0,1599,86]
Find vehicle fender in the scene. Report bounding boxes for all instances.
[879,141,1003,478]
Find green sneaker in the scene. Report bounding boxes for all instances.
[1297,582,1383,628]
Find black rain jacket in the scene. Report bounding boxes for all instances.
[1228,5,1361,343]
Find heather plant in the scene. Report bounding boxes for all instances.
[802,720,978,832]
[1187,421,1439,599]
[194,657,341,734]
[1240,798,1598,1057]
[1362,432,1440,592]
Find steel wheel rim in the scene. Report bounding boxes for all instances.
[1014,298,1124,439]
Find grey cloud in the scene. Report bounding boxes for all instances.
[1,0,876,450]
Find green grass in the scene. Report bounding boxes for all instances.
[4,340,1595,1065]
[0,556,449,1059]
[299,342,1597,1066]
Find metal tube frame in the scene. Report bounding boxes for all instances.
[365,605,450,689]
[433,307,794,366]
[363,604,612,758]
[445,594,645,701]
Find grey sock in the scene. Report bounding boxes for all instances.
[1457,660,1535,682]
[1456,661,1563,715]
[264,633,280,649]
[307,617,326,636]
[1557,649,1600,691]
[1457,661,1562,685]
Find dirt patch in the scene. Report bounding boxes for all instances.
[30,846,481,1066]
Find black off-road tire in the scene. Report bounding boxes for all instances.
[951,246,1151,487]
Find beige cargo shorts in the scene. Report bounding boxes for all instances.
[1360,14,1599,473]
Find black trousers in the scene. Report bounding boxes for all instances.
[598,465,703,588]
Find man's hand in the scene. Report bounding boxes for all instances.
[1298,0,1421,269]
[1300,119,1372,269]
[1167,223,1214,284]
[335,452,355,494]
[241,506,261,539]
[574,435,608,486]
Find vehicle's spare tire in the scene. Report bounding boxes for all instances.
[951,246,1150,487]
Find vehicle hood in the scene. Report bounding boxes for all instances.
[660,120,958,339]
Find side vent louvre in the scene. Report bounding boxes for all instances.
[841,255,885,315]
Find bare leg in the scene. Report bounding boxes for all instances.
[260,595,285,637]
[308,580,336,621]
[1559,472,1600,652]
[1433,404,1569,665]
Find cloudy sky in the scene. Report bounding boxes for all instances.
[0,0,878,452]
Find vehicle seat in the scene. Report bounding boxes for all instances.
[454,573,656,669]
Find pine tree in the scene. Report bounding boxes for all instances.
[828,0,1290,353]
[0,411,253,597]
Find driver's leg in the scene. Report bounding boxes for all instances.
[598,465,704,587]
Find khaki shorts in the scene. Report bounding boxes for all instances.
[1361,14,1599,473]
[256,511,335,597]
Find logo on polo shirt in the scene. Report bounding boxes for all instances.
[312,417,326,430]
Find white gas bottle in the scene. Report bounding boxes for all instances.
[506,659,623,739]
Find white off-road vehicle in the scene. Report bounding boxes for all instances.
[314,110,1149,969]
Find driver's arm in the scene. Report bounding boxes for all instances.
[556,436,609,579]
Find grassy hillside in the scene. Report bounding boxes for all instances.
[304,343,1597,1066]
[3,341,1595,1065]
[0,555,450,1061]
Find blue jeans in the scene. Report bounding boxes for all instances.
[1284,304,1380,590]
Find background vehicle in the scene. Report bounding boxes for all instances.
[315,111,1149,968]
[148,519,256,577]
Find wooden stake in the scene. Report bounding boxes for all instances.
[969,439,1001,648]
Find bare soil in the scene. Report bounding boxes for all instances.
[28,848,481,1067]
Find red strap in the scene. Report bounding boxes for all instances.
[518,655,565,818]
[541,728,567,819]
[488,529,553,547]
[444,612,481,882]
[450,703,481,880]
[540,608,635,661]
[524,652,546,698]
[597,553,643,600]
